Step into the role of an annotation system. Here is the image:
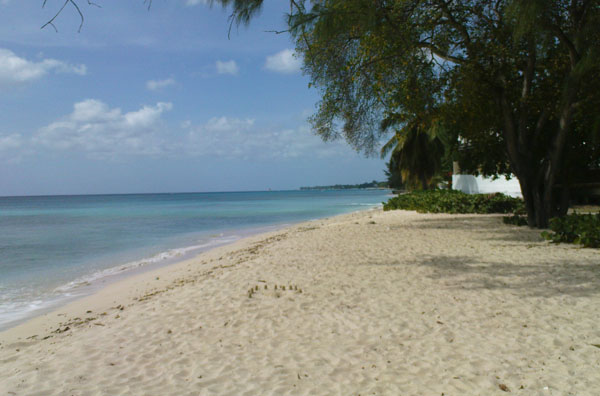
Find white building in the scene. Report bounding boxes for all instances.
[451,163,522,198]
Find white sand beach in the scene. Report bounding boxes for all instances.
[1,209,599,395]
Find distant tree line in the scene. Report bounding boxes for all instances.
[300,180,388,190]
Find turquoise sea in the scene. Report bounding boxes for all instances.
[0,189,391,330]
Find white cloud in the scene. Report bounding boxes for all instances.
[185,0,208,5]
[146,77,176,91]
[0,133,22,150]
[183,117,347,160]
[264,49,302,74]
[216,60,239,76]
[0,133,27,163]
[0,48,86,87]
[205,116,254,132]
[19,100,346,162]
[34,99,173,158]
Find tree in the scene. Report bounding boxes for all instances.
[384,158,404,190]
[219,0,600,227]
[50,0,600,227]
[380,117,446,191]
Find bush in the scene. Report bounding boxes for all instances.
[383,189,525,214]
[503,214,529,226]
[541,213,600,248]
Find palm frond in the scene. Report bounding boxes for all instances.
[380,133,399,158]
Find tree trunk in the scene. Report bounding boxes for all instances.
[557,180,570,217]
[513,141,572,228]
[515,169,552,228]
[421,174,429,190]
[500,84,575,228]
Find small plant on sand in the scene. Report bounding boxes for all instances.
[541,213,600,248]
[247,283,303,298]
[502,213,528,226]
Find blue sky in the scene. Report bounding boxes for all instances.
[0,0,386,196]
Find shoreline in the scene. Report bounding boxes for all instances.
[0,220,294,345]
[0,200,384,333]
[2,208,599,395]
[0,222,278,332]
[0,206,380,338]
[0,190,390,332]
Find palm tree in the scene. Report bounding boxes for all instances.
[380,114,446,191]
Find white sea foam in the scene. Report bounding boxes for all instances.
[0,294,68,330]
[54,234,239,293]
[0,234,241,330]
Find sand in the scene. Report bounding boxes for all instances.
[1,209,599,395]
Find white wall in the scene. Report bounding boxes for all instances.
[452,174,522,198]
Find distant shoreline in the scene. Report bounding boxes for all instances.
[299,187,389,191]
[300,181,388,190]
[1,187,390,199]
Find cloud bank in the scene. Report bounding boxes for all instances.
[4,99,348,163]
[183,117,346,160]
[34,99,173,158]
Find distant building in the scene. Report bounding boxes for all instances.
[451,162,522,198]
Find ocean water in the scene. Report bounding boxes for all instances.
[0,190,391,330]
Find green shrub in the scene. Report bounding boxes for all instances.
[541,213,600,248]
[383,189,525,214]
[503,214,528,226]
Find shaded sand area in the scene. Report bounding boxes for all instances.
[1,209,599,395]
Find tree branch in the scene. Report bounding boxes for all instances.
[517,38,536,149]
[572,0,592,32]
[493,0,503,22]
[521,39,536,100]
[41,0,101,32]
[548,24,580,68]
[417,42,465,64]
[533,107,550,145]
[434,0,471,46]
[265,29,290,35]
[499,86,521,179]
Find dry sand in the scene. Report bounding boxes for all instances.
[1,209,599,396]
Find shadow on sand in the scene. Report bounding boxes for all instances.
[413,254,599,298]
[372,215,600,298]
[406,214,544,243]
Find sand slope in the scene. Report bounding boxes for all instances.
[1,209,599,395]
